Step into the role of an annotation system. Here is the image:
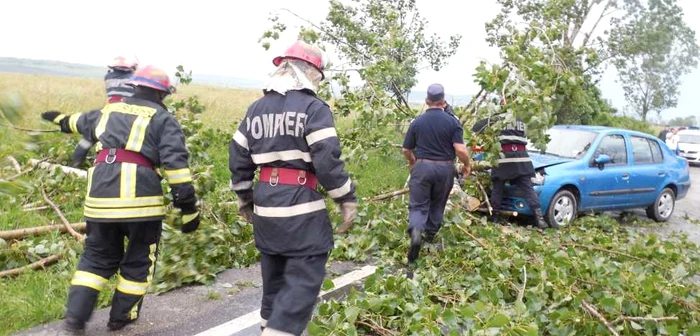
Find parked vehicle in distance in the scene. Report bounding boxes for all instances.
[500,125,691,228]
[678,129,700,165]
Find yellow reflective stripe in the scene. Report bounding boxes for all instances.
[117,275,149,295]
[127,243,157,320]
[86,167,94,198]
[84,205,166,219]
[119,163,137,198]
[182,211,199,224]
[71,270,108,291]
[164,168,192,184]
[84,196,164,208]
[125,115,151,152]
[68,113,82,133]
[108,102,157,118]
[53,114,66,123]
[95,142,103,151]
[95,109,111,141]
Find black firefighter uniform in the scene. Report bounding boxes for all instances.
[44,96,198,325]
[229,89,357,336]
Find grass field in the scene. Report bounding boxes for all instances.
[0,72,408,334]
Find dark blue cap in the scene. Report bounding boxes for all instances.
[427,83,445,101]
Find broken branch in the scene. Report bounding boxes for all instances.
[7,156,21,174]
[0,222,86,240]
[563,243,663,269]
[41,189,84,242]
[582,300,619,336]
[475,180,492,216]
[367,188,410,202]
[454,222,489,249]
[0,253,63,278]
[30,159,86,178]
[611,316,679,325]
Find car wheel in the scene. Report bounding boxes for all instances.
[645,188,675,222]
[546,190,577,229]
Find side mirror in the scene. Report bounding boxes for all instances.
[594,154,611,169]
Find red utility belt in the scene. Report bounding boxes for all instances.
[259,167,318,190]
[501,144,527,152]
[107,96,124,103]
[95,148,154,169]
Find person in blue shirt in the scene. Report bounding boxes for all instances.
[402,84,472,264]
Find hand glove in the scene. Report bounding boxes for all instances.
[180,210,200,233]
[41,111,63,123]
[237,191,254,223]
[336,202,358,234]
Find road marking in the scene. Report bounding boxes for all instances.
[194,265,377,336]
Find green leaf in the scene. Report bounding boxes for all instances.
[487,313,510,328]
[630,321,643,330]
[307,321,322,336]
[672,264,688,279]
[322,278,335,291]
[345,306,360,324]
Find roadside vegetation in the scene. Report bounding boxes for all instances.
[2,0,700,334]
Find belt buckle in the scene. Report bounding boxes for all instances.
[269,168,279,187]
[105,148,117,164]
[298,171,307,185]
[511,145,517,152]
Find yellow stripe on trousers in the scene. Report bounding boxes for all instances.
[127,242,158,320]
[70,270,109,291]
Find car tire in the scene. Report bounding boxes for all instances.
[546,189,578,229]
[645,188,675,222]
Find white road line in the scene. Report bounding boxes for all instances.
[194,265,377,336]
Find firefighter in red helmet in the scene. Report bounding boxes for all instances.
[229,40,357,336]
[41,65,200,334]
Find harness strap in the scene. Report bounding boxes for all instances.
[95,148,154,169]
[259,167,318,190]
[501,144,527,152]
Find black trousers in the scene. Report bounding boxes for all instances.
[490,175,541,214]
[65,221,161,323]
[260,252,328,336]
[407,162,455,236]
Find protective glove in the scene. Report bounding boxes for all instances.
[237,191,254,223]
[41,111,63,123]
[336,202,358,234]
[180,209,200,233]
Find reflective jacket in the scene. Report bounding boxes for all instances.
[473,117,535,179]
[229,89,356,256]
[57,95,193,222]
[105,69,135,100]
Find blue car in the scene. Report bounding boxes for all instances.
[498,125,692,228]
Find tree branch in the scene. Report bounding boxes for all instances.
[582,0,614,48]
[582,300,620,336]
[41,189,85,242]
[0,253,63,278]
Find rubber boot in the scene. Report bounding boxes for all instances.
[533,209,548,229]
[407,227,422,263]
[62,317,85,335]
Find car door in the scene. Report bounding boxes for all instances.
[579,133,632,209]
[627,136,666,207]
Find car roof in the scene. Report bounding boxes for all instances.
[551,125,657,139]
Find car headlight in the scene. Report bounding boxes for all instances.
[531,171,545,185]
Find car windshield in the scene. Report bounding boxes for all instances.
[678,134,700,144]
[526,128,598,159]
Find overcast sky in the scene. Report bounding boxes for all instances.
[1,0,698,121]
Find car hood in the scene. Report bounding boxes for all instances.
[679,143,700,151]
[529,153,575,169]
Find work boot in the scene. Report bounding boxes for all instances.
[62,317,85,335]
[107,319,135,331]
[407,227,422,263]
[533,209,548,229]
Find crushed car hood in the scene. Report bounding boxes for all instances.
[529,153,574,169]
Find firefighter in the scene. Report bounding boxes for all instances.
[471,111,548,229]
[229,40,358,336]
[402,84,472,263]
[69,56,138,168]
[40,65,200,334]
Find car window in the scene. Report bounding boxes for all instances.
[630,136,653,164]
[648,138,663,163]
[594,134,627,165]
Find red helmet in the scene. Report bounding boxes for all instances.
[109,56,138,71]
[272,40,326,79]
[128,65,172,93]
